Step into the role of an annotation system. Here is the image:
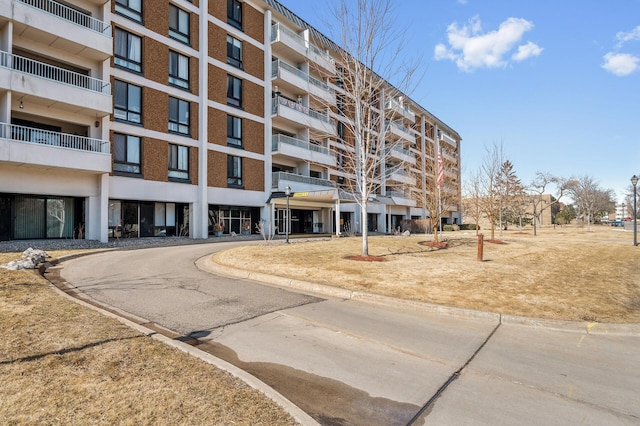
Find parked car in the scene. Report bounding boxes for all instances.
[611,221,624,227]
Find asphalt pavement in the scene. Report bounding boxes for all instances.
[55,240,640,426]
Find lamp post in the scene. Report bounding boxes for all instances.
[632,175,638,246]
[285,185,291,244]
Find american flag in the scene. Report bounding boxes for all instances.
[437,151,444,187]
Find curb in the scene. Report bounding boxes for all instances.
[44,263,320,426]
[202,254,640,336]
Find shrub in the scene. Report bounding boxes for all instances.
[443,224,460,232]
[459,224,479,231]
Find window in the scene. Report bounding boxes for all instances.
[114,80,141,124]
[169,97,190,135]
[168,144,189,180]
[114,28,142,73]
[227,115,242,147]
[227,155,243,187]
[227,0,242,30]
[226,75,242,108]
[169,5,190,45]
[227,35,242,68]
[337,121,345,142]
[115,0,142,22]
[169,50,189,89]
[113,133,141,174]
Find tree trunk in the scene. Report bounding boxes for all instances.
[361,202,369,256]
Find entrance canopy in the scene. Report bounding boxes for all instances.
[268,188,357,208]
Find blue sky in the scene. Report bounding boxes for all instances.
[276,0,640,201]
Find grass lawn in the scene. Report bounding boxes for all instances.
[214,225,640,323]
[0,252,297,425]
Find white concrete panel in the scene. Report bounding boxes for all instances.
[0,139,111,173]
[109,176,199,203]
[207,187,267,207]
[0,164,102,196]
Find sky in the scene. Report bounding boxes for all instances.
[276,0,640,202]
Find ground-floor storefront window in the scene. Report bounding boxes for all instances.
[0,194,83,240]
[208,205,259,236]
[108,200,189,238]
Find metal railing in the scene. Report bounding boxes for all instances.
[384,97,414,117]
[272,134,334,157]
[387,146,412,157]
[17,0,111,36]
[386,120,413,136]
[388,190,412,199]
[270,23,332,62]
[272,59,332,94]
[272,96,335,126]
[272,171,335,189]
[0,51,111,95]
[0,122,110,153]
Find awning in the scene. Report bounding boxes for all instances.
[268,188,357,208]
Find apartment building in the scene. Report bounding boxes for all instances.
[0,0,461,242]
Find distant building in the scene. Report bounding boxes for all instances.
[462,194,559,229]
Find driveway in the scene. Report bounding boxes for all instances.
[59,241,640,426]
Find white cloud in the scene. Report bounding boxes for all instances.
[615,25,640,48]
[512,41,543,61]
[434,16,541,71]
[602,52,639,76]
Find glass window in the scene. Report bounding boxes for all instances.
[115,0,142,23]
[227,115,242,147]
[169,97,190,135]
[226,75,242,108]
[227,155,243,187]
[168,144,189,180]
[114,80,142,124]
[169,5,190,45]
[113,133,141,174]
[226,35,242,68]
[169,50,189,89]
[227,0,242,30]
[115,28,142,73]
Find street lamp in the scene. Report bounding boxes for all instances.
[285,185,291,244]
[632,175,638,246]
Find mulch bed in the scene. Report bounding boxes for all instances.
[418,241,449,249]
[344,255,387,262]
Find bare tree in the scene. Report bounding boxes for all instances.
[412,129,459,242]
[324,0,419,256]
[565,175,614,232]
[479,142,504,241]
[624,183,640,220]
[462,168,483,235]
[528,172,568,236]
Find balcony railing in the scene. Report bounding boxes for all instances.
[384,97,414,119]
[0,122,110,153]
[0,51,111,95]
[17,0,111,36]
[272,96,335,126]
[387,146,412,157]
[270,23,332,63]
[386,120,413,137]
[272,171,335,189]
[272,134,334,157]
[272,60,332,93]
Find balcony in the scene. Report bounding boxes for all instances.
[272,60,335,104]
[384,97,415,122]
[5,0,112,60]
[272,96,336,136]
[386,167,416,186]
[272,171,335,193]
[272,134,336,167]
[0,51,112,115]
[0,122,111,173]
[271,23,335,74]
[387,190,417,207]
[386,120,416,144]
[386,146,416,164]
[440,132,457,147]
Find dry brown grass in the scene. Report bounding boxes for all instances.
[214,226,640,323]
[0,251,297,425]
